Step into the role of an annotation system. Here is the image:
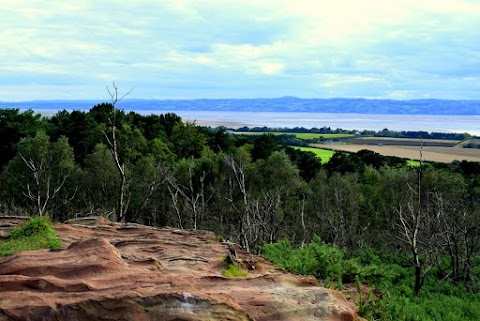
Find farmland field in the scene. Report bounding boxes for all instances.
[289,146,335,164]
[345,137,460,147]
[313,144,480,163]
[234,132,355,139]
[356,137,462,144]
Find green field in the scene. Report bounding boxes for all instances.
[234,132,354,139]
[290,146,335,164]
[293,146,421,166]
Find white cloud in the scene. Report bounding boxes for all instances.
[257,62,284,75]
[0,0,479,100]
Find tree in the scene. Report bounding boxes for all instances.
[48,110,98,164]
[2,131,77,217]
[102,82,133,222]
[395,162,434,295]
[201,126,235,153]
[159,113,182,138]
[325,152,365,175]
[0,109,44,169]
[169,121,207,159]
[223,146,254,252]
[128,155,170,223]
[251,134,281,161]
[165,156,212,230]
[285,147,322,181]
[253,151,302,245]
[82,144,119,216]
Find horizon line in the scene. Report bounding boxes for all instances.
[2,97,480,103]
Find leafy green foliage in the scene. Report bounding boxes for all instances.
[1,131,79,218]
[261,237,382,287]
[0,216,61,258]
[262,240,480,321]
[285,146,323,180]
[251,133,281,161]
[170,122,207,159]
[0,109,44,170]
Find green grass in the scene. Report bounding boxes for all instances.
[222,263,248,278]
[289,146,335,164]
[0,216,61,258]
[407,160,421,166]
[234,132,354,139]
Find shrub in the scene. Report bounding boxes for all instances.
[260,236,382,287]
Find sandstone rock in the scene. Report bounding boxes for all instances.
[0,219,363,321]
[0,217,28,240]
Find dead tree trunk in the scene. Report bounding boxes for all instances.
[397,146,432,295]
[102,82,133,222]
[223,154,252,253]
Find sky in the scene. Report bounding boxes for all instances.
[1,0,480,101]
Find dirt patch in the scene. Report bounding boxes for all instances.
[344,138,458,147]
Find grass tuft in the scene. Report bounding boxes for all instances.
[222,263,248,278]
[0,216,61,258]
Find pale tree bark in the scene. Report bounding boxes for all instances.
[16,134,77,217]
[131,162,170,222]
[102,82,133,222]
[19,152,72,216]
[223,154,252,253]
[396,146,433,295]
[165,158,213,230]
[253,190,286,245]
[435,189,480,290]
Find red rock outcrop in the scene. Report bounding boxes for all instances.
[0,217,362,321]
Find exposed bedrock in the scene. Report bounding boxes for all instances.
[0,217,363,321]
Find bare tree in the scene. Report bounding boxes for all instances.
[102,82,133,222]
[396,146,433,295]
[166,158,213,230]
[434,187,480,290]
[130,161,170,223]
[223,153,253,252]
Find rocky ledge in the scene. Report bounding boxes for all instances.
[0,217,362,321]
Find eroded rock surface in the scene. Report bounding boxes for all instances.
[0,217,28,240]
[0,217,362,321]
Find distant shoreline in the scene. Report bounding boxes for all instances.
[2,99,480,135]
[12,108,479,136]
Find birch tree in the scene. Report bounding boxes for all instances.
[3,131,77,217]
[102,82,133,221]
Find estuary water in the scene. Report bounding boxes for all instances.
[133,110,480,135]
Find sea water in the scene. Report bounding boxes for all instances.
[133,110,480,135]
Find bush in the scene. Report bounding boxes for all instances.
[260,236,382,287]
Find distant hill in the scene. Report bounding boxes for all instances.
[1,97,480,115]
